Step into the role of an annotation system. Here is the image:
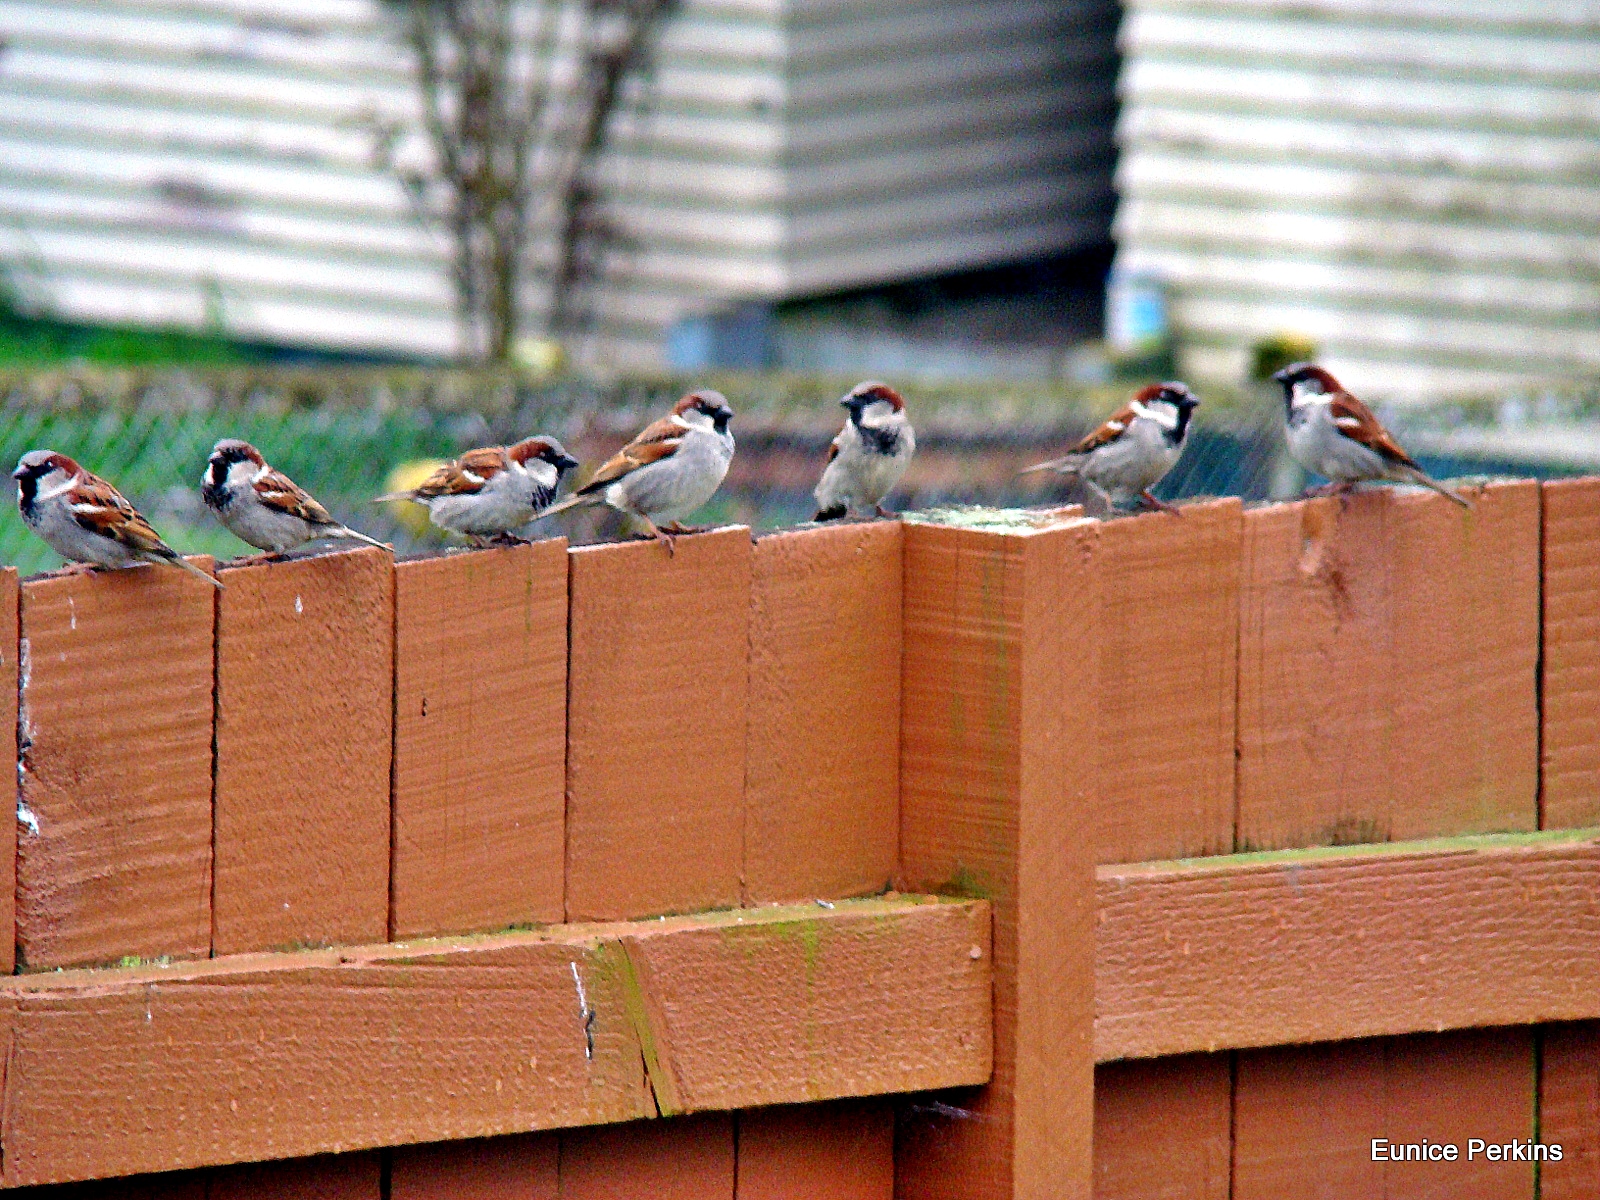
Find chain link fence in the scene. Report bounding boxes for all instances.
[1,368,1590,578]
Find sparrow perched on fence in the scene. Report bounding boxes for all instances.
[13,450,221,587]
[374,436,581,543]
[540,389,735,552]
[1019,382,1200,514]
[1272,363,1469,507]
[203,439,388,559]
[813,380,915,521]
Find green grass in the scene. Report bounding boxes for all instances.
[0,312,262,368]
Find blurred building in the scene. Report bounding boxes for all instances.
[1113,1,1600,398]
[0,0,1118,370]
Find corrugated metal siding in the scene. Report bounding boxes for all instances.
[0,0,1114,367]
[1113,0,1600,398]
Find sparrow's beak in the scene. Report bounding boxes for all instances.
[1271,367,1293,384]
[557,453,581,470]
[10,465,26,480]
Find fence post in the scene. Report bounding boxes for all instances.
[213,547,393,954]
[896,515,1098,1200]
[1541,476,1600,829]
[1,567,14,976]
[391,541,567,938]
[16,561,216,970]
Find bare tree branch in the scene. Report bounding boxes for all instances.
[382,0,671,363]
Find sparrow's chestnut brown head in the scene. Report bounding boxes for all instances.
[508,436,581,472]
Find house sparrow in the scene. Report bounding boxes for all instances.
[541,389,735,552]
[374,436,580,543]
[13,450,221,587]
[203,439,389,559]
[1019,382,1200,514]
[1272,363,1469,507]
[813,380,915,521]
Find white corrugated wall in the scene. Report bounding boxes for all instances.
[0,0,1116,367]
[1113,0,1600,399]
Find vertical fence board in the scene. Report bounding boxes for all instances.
[1541,478,1600,829]
[559,1114,735,1199]
[1387,481,1540,838]
[1233,1030,1537,1200]
[1095,501,1240,863]
[0,567,15,975]
[745,523,901,903]
[565,529,750,922]
[24,1169,211,1198]
[209,1152,383,1199]
[1093,1055,1231,1200]
[214,548,393,955]
[16,562,215,971]
[735,1102,892,1200]
[392,542,567,939]
[896,518,1098,1200]
[392,1133,559,1200]
[1237,485,1539,850]
[1540,1022,1600,1200]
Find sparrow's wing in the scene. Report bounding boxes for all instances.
[1328,392,1419,469]
[68,473,175,556]
[576,416,682,495]
[409,446,510,499]
[253,466,337,525]
[1068,403,1138,455]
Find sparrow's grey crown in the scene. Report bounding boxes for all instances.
[209,438,260,466]
[13,449,64,479]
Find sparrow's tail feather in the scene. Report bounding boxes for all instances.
[1401,468,1472,509]
[330,525,392,551]
[538,493,595,520]
[162,553,224,589]
[1018,458,1078,477]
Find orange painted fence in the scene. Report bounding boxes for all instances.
[1,478,1597,1198]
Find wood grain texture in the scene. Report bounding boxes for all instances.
[16,560,215,970]
[1233,1030,1536,1200]
[896,517,1098,1200]
[1092,1055,1231,1200]
[391,1134,558,1200]
[0,897,987,1187]
[1095,831,1600,1062]
[559,1114,734,1200]
[1094,500,1240,863]
[213,547,393,955]
[618,899,990,1113]
[1237,484,1539,849]
[735,1101,893,1200]
[0,568,15,976]
[1542,478,1600,828]
[745,522,901,903]
[565,528,750,921]
[1540,1022,1600,1200]
[392,542,567,938]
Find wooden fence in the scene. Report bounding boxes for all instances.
[0,476,1597,1197]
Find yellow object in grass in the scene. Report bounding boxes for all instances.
[380,459,447,536]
